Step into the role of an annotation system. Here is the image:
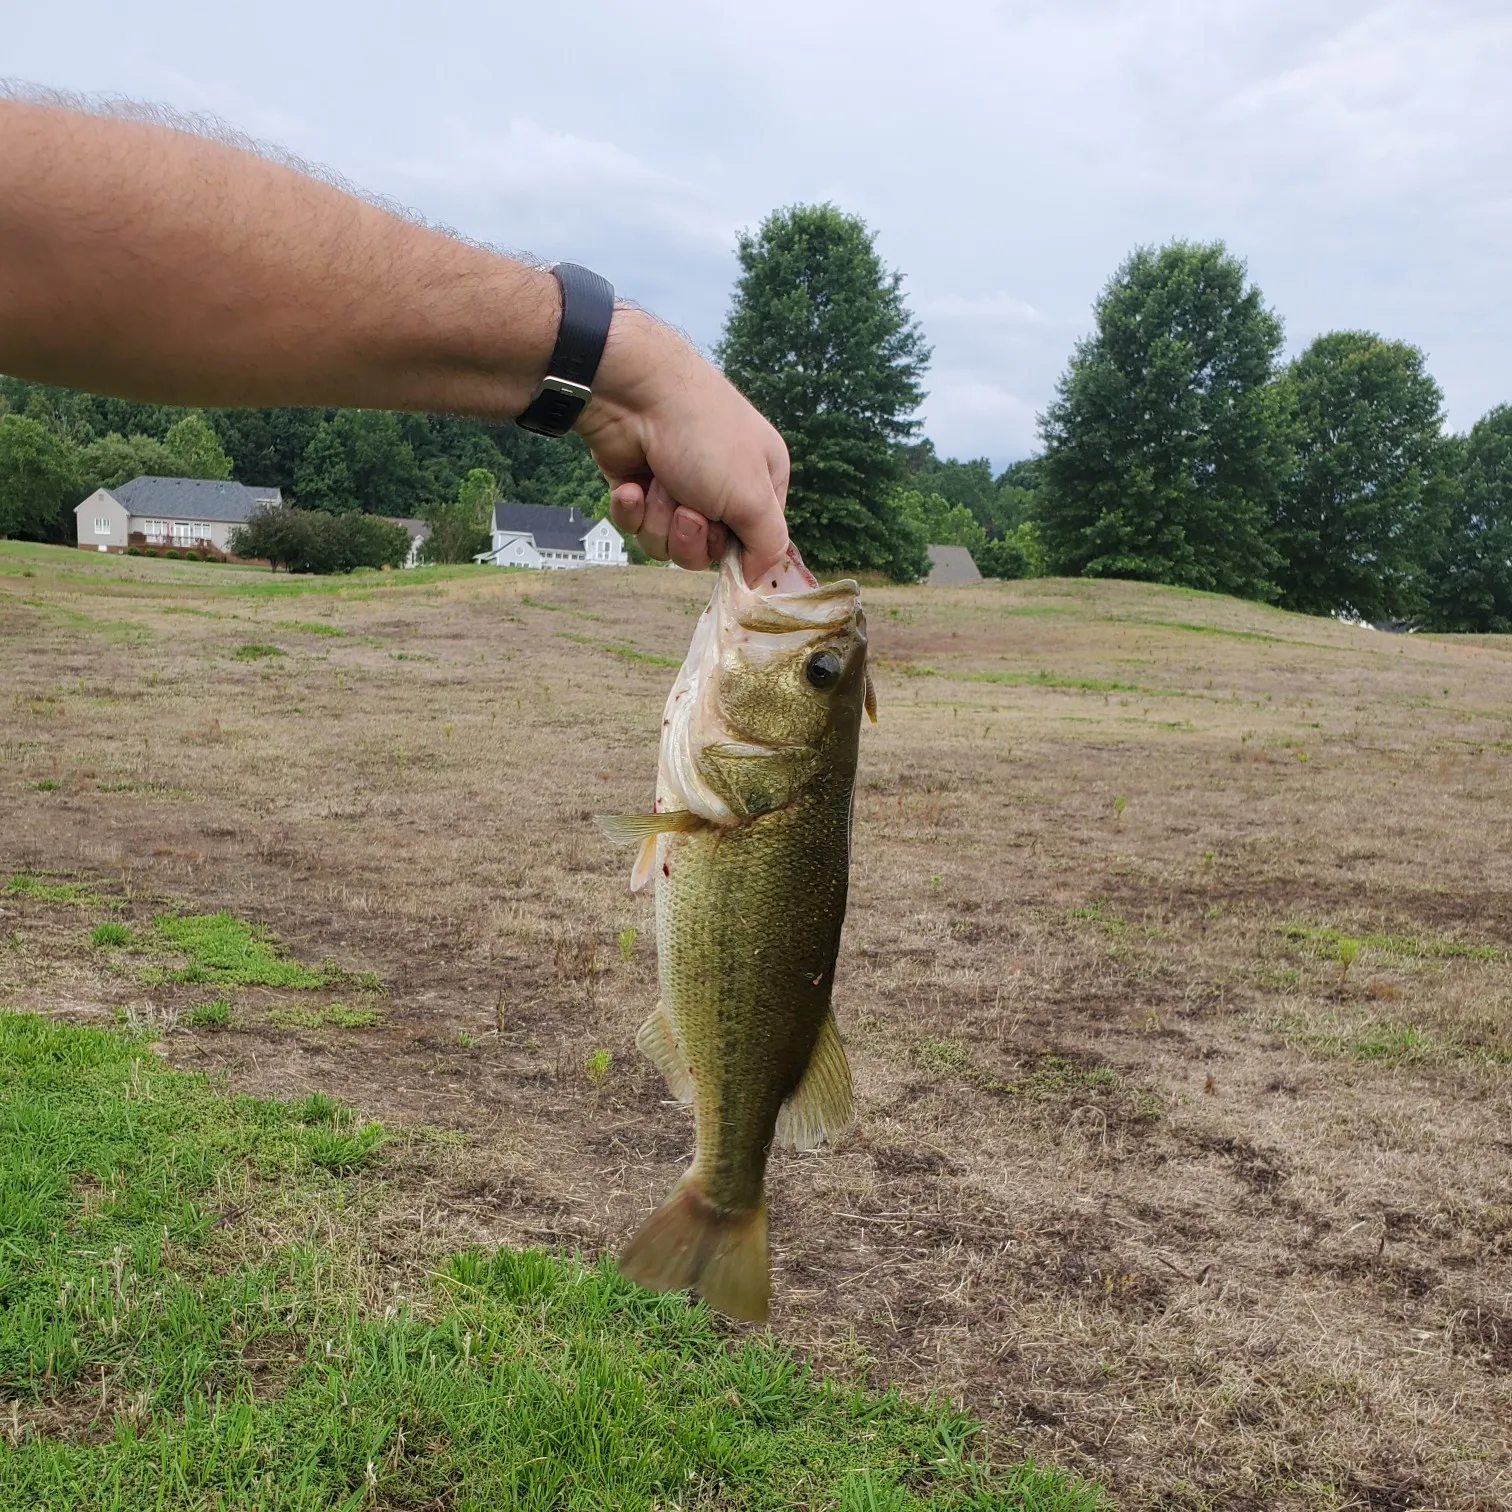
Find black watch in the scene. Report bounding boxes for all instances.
[515,262,615,436]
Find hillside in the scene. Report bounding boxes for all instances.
[2,539,1510,1509]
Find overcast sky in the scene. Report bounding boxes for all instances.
[7,1,1510,467]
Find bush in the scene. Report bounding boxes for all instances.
[977,522,1047,580]
[125,546,141,556]
[230,506,410,574]
[164,549,180,559]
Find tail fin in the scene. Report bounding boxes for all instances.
[618,1174,770,1322]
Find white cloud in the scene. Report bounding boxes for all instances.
[4,0,1510,463]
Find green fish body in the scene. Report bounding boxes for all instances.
[601,544,874,1320]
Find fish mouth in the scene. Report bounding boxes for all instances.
[719,543,863,635]
[656,542,866,827]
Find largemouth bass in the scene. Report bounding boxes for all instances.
[600,543,876,1322]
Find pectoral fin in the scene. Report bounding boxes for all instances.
[864,667,878,723]
[595,810,707,845]
[774,1012,855,1151]
[596,810,707,893]
[636,1003,694,1103]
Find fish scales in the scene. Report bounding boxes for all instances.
[599,542,874,1321]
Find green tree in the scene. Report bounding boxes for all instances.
[892,487,987,554]
[1037,241,1288,599]
[422,467,496,565]
[162,411,233,480]
[1428,407,1512,632]
[1271,332,1449,620]
[77,433,182,495]
[0,414,79,540]
[718,204,930,580]
[230,507,409,573]
[977,522,1047,580]
[295,410,423,515]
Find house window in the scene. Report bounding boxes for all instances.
[94,517,111,535]
[171,521,194,544]
[194,524,212,542]
[142,519,168,543]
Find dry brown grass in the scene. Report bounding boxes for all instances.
[2,540,1510,1510]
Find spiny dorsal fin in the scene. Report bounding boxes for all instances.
[636,1003,694,1103]
[595,809,707,845]
[774,1011,855,1151]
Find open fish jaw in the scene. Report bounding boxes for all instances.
[657,545,864,826]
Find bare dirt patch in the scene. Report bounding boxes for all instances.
[3,545,1510,1508]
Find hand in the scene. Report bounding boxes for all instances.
[576,306,790,581]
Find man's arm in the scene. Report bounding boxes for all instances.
[0,100,788,575]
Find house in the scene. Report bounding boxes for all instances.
[75,476,281,555]
[383,517,431,569]
[924,544,983,585]
[475,501,627,570]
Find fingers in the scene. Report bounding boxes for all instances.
[667,506,712,572]
[609,481,646,539]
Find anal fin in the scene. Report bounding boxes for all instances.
[774,1011,855,1151]
[636,1003,694,1103]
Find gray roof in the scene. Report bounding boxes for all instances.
[108,476,280,523]
[491,501,601,552]
[925,545,983,585]
[382,517,431,542]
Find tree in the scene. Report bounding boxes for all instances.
[977,523,1047,580]
[1428,407,1512,632]
[422,467,496,564]
[1271,332,1449,620]
[718,204,931,580]
[162,411,233,480]
[294,410,424,515]
[1036,241,1288,599]
[892,487,986,554]
[229,507,409,573]
[0,414,78,540]
[77,433,182,496]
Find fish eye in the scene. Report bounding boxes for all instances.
[805,650,843,690]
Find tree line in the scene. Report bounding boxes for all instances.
[1,207,1507,626]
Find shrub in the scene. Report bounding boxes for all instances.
[126,546,141,556]
[230,506,410,574]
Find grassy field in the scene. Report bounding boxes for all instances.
[1,538,1510,1510]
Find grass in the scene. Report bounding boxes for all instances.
[1283,922,1508,963]
[0,1012,1100,1511]
[88,922,132,948]
[182,997,234,1029]
[5,873,100,906]
[8,540,1512,1506]
[146,912,348,990]
[232,642,285,660]
[267,1002,383,1030]
[274,620,348,637]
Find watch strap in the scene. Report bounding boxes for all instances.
[516,263,615,436]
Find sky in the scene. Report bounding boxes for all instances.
[6,0,1510,468]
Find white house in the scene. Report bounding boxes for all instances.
[383,517,431,569]
[475,501,627,570]
[74,476,281,555]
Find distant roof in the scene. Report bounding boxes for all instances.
[925,545,983,585]
[106,476,281,523]
[382,517,431,542]
[491,500,606,552]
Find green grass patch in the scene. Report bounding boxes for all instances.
[1283,923,1507,964]
[29,777,59,792]
[267,1001,382,1030]
[146,912,345,990]
[274,620,348,637]
[556,630,681,668]
[899,665,1169,695]
[182,997,235,1029]
[88,922,132,948]
[918,1036,1119,1101]
[0,1011,1101,1511]
[4,873,101,906]
[232,642,285,661]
